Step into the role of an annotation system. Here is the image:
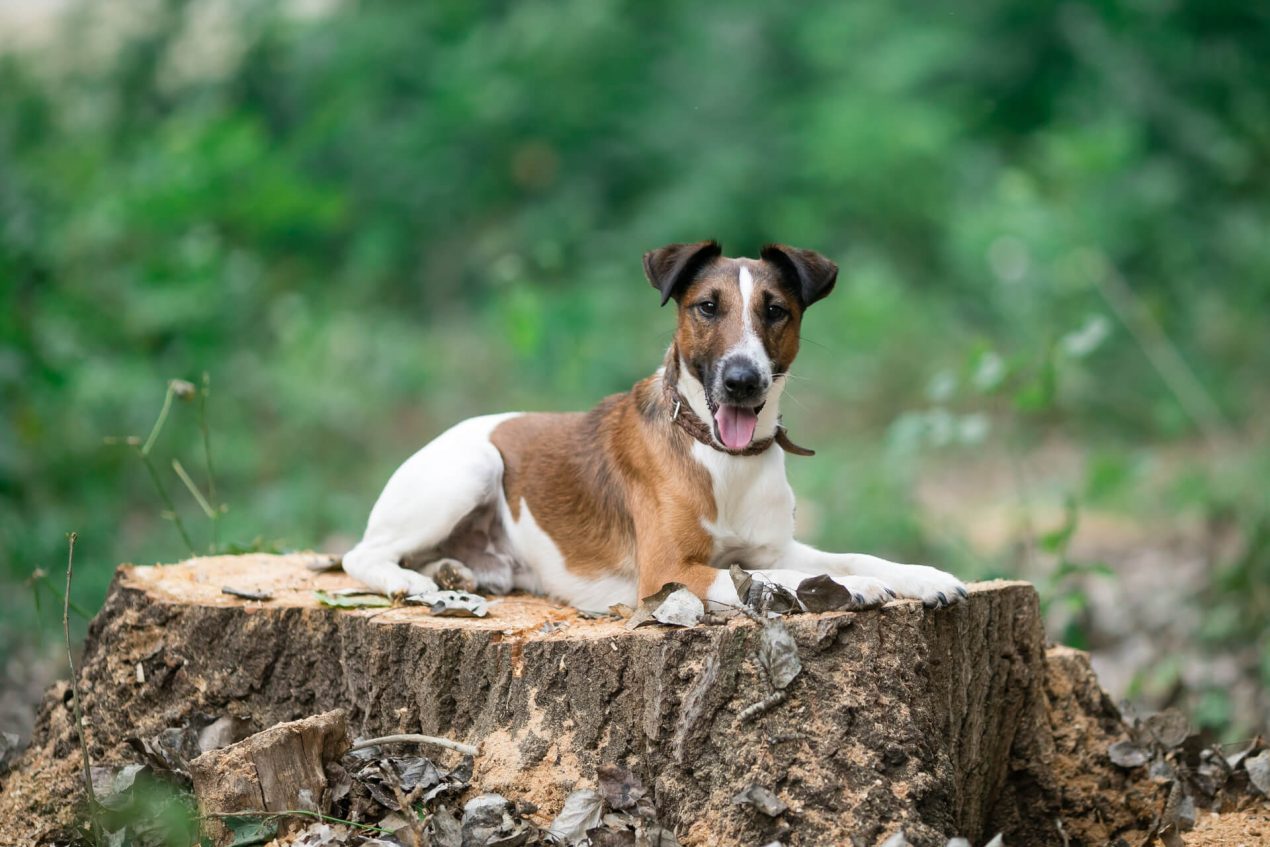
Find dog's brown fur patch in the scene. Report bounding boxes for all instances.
[491,376,723,597]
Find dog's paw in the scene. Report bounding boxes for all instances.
[381,569,440,598]
[825,575,895,609]
[421,558,479,593]
[882,564,967,608]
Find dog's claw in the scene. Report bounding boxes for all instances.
[956,587,968,599]
[937,591,948,606]
[885,588,898,599]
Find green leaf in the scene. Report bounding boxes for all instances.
[224,816,277,847]
[313,590,391,608]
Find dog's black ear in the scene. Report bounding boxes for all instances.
[761,244,838,308]
[643,240,722,306]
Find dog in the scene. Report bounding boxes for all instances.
[343,241,967,612]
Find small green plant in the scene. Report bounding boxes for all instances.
[1034,496,1114,650]
[105,375,225,559]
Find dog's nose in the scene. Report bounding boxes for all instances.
[722,360,765,401]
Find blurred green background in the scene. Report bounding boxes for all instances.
[1,1,1267,739]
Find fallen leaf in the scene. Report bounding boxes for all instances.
[591,829,638,847]
[548,789,605,845]
[1247,750,1270,796]
[127,726,201,777]
[224,815,278,847]
[461,792,532,847]
[1144,710,1190,749]
[597,763,647,812]
[795,574,856,612]
[731,565,799,613]
[756,619,801,690]
[291,821,349,846]
[355,756,446,810]
[637,823,681,847]
[404,589,489,617]
[1108,740,1149,768]
[197,715,254,753]
[0,731,19,770]
[90,764,145,811]
[626,584,701,629]
[427,807,463,847]
[731,784,787,817]
[652,589,704,627]
[314,590,391,609]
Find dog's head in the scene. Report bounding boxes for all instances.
[644,240,838,450]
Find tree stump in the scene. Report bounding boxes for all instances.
[0,554,1160,846]
[189,709,350,843]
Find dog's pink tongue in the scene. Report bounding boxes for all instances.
[715,405,758,451]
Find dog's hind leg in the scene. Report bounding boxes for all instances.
[341,414,517,597]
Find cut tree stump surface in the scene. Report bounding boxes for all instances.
[0,554,1167,846]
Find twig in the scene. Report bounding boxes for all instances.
[198,372,220,553]
[63,533,100,845]
[141,383,176,457]
[384,766,424,847]
[136,447,197,557]
[207,809,392,834]
[221,586,273,601]
[350,733,479,757]
[173,458,216,519]
[738,691,787,723]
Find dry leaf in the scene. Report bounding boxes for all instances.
[626,584,701,629]
[597,763,647,813]
[731,784,787,817]
[795,574,856,612]
[1108,740,1149,768]
[547,789,604,845]
[756,619,801,690]
[314,590,391,609]
[1247,750,1270,796]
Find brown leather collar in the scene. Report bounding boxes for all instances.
[661,352,814,458]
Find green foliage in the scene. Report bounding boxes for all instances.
[1,0,1268,732]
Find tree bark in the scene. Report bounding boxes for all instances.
[0,554,1158,846]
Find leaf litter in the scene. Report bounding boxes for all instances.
[1106,702,1270,842]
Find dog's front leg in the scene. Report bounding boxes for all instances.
[647,555,894,612]
[778,541,967,607]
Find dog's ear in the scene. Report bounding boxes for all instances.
[643,240,723,306]
[761,244,838,308]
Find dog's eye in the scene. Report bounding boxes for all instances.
[697,301,718,318]
[766,304,789,322]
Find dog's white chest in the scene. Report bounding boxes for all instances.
[692,442,796,568]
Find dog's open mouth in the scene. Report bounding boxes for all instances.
[711,402,764,451]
